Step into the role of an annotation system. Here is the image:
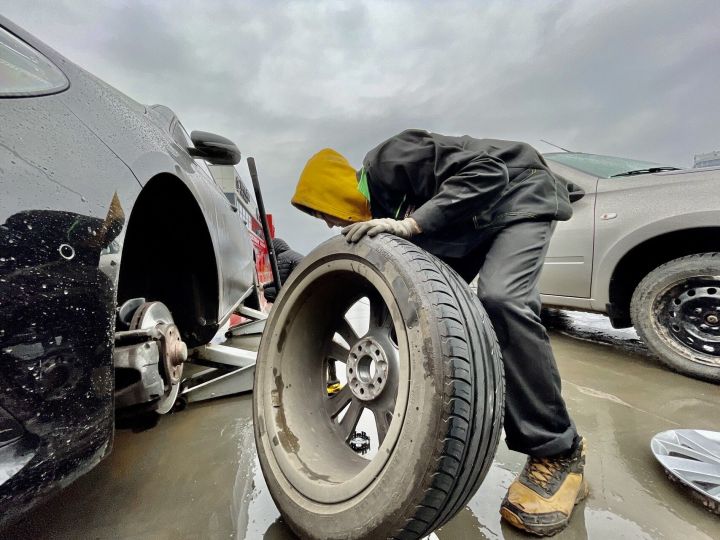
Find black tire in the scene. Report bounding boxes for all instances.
[630,253,720,383]
[253,234,504,539]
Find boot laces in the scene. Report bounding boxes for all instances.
[526,455,571,490]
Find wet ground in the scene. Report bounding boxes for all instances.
[5,310,719,539]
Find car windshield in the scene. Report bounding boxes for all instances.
[544,152,677,178]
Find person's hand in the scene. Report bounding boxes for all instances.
[341,217,421,243]
[263,285,278,303]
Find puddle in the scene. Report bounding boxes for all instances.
[6,311,719,539]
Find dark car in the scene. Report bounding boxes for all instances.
[0,17,259,526]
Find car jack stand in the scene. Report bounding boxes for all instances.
[181,306,266,404]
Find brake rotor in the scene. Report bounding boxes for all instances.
[130,301,187,414]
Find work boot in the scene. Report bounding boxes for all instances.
[500,437,588,536]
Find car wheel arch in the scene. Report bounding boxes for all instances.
[601,225,720,326]
[116,173,221,347]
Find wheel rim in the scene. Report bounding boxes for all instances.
[258,259,410,504]
[655,276,720,366]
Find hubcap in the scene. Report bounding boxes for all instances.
[657,277,720,363]
[652,429,720,509]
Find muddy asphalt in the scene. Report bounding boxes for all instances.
[5,310,719,539]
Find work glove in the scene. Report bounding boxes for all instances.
[262,283,277,303]
[341,217,421,243]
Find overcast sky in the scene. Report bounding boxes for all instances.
[3,1,719,252]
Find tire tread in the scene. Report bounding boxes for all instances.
[381,235,504,538]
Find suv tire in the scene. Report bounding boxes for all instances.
[631,253,720,383]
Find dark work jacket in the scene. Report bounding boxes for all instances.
[264,238,303,302]
[363,129,573,258]
[272,238,303,282]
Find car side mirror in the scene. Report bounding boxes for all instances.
[188,131,241,165]
[568,186,585,203]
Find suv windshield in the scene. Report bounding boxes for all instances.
[545,152,677,178]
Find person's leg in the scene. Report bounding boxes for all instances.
[440,250,484,284]
[475,221,576,455]
[473,221,586,536]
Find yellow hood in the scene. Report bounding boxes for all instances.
[292,148,371,222]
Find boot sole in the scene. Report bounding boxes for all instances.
[500,481,589,537]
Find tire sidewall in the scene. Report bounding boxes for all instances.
[631,254,720,382]
[253,236,462,538]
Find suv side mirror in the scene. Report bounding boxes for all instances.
[188,131,241,165]
[568,186,585,203]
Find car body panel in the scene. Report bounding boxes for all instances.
[0,94,138,523]
[0,16,255,526]
[541,162,599,299]
[3,12,255,320]
[591,168,720,309]
[540,154,720,314]
[590,209,720,311]
[47,50,254,319]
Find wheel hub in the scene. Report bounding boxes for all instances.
[661,281,720,357]
[129,301,186,413]
[346,337,389,401]
[157,323,187,385]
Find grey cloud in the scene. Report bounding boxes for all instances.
[2,0,719,253]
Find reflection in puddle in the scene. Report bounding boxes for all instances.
[542,309,647,355]
[231,418,297,539]
[228,309,717,540]
[8,311,719,540]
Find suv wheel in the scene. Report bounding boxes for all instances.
[631,253,720,383]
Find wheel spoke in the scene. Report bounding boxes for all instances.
[337,317,360,347]
[327,341,349,364]
[325,385,352,418]
[327,358,339,383]
[338,400,363,441]
[368,292,391,332]
[373,407,392,446]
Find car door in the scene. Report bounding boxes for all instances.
[539,162,599,303]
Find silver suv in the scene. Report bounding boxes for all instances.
[540,152,720,383]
